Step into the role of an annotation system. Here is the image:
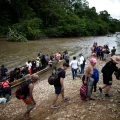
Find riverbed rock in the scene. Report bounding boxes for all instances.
[88,106,92,111]
[110,99,114,102]
[45,116,50,120]
[1,57,120,120]
[92,103,96,106]
[80,115,86,120]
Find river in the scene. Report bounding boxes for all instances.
[0,36,120,71]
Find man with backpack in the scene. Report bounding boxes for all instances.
[99,56,120,97]
[51,62,69,109]
[15,75,39,119]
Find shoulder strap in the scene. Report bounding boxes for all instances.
[20,80,29,89]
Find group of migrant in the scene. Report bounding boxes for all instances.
[80,57,120,101]
[0,50,69,99]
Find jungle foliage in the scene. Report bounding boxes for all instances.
[0,0,120,41]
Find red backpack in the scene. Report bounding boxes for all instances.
[15,80,31,99]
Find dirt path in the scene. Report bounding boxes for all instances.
[0,58,120,120]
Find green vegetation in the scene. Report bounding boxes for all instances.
[0,0,120,41]
[7,28,27,42]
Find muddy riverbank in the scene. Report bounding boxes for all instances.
[0,56,120,120]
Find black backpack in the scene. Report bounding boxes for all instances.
[15,80,30,99]
[101,64,106,73]
[48,68,62,85]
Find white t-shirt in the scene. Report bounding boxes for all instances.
[70,60,78,69]
[36,60,40,67]
[77,60,81,66]
[79,56,84,64]
[26,62,32,70]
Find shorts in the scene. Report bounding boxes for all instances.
[54,86,62,94]
[23,97,35,109]
[103,75,112,85]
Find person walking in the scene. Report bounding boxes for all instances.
[100,47,104,61]
[111,46,116,56]
[99,55,120,97]
[16,75,39,119]
[96,46,100,59]
[51,62,69,109]
[79,54,85,74]
[70,56,78,80]
[84,58,97,100]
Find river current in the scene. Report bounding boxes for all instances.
[0,36,120,71]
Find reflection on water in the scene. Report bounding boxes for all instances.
[0,36,120,70]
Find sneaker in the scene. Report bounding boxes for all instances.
[99,87,102,93]
[105,94,112,98]
[51,105,59,109]
[89,98,95,100]
[64,98,70,102]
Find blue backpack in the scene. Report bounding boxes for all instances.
[92,68,99,84]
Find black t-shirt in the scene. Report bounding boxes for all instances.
[0,68,8,75]
[54,68,65,87]
[102,61,118,77]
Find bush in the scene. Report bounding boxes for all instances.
[44,27,62,37]
[13,18,43,40]
[7,28,27,42]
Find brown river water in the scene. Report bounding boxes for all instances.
[0,36,120,71]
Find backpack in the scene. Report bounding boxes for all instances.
[92,68,99,83]
[48,68,62,85]
[15,80,30,99]
[80,84,87,100]
[101,65,106,73]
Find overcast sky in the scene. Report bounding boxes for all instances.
[88,0,120,19]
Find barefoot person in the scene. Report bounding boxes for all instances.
[99,55,120,97]
[23,75,39,119]
[16,75,39,119]
[51,62,69,109]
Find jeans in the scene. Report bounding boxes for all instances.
[80,64,84,74]
[71,68,77,80]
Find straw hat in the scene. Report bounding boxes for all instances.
[111,55,120,64]
[36,57,40,60]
